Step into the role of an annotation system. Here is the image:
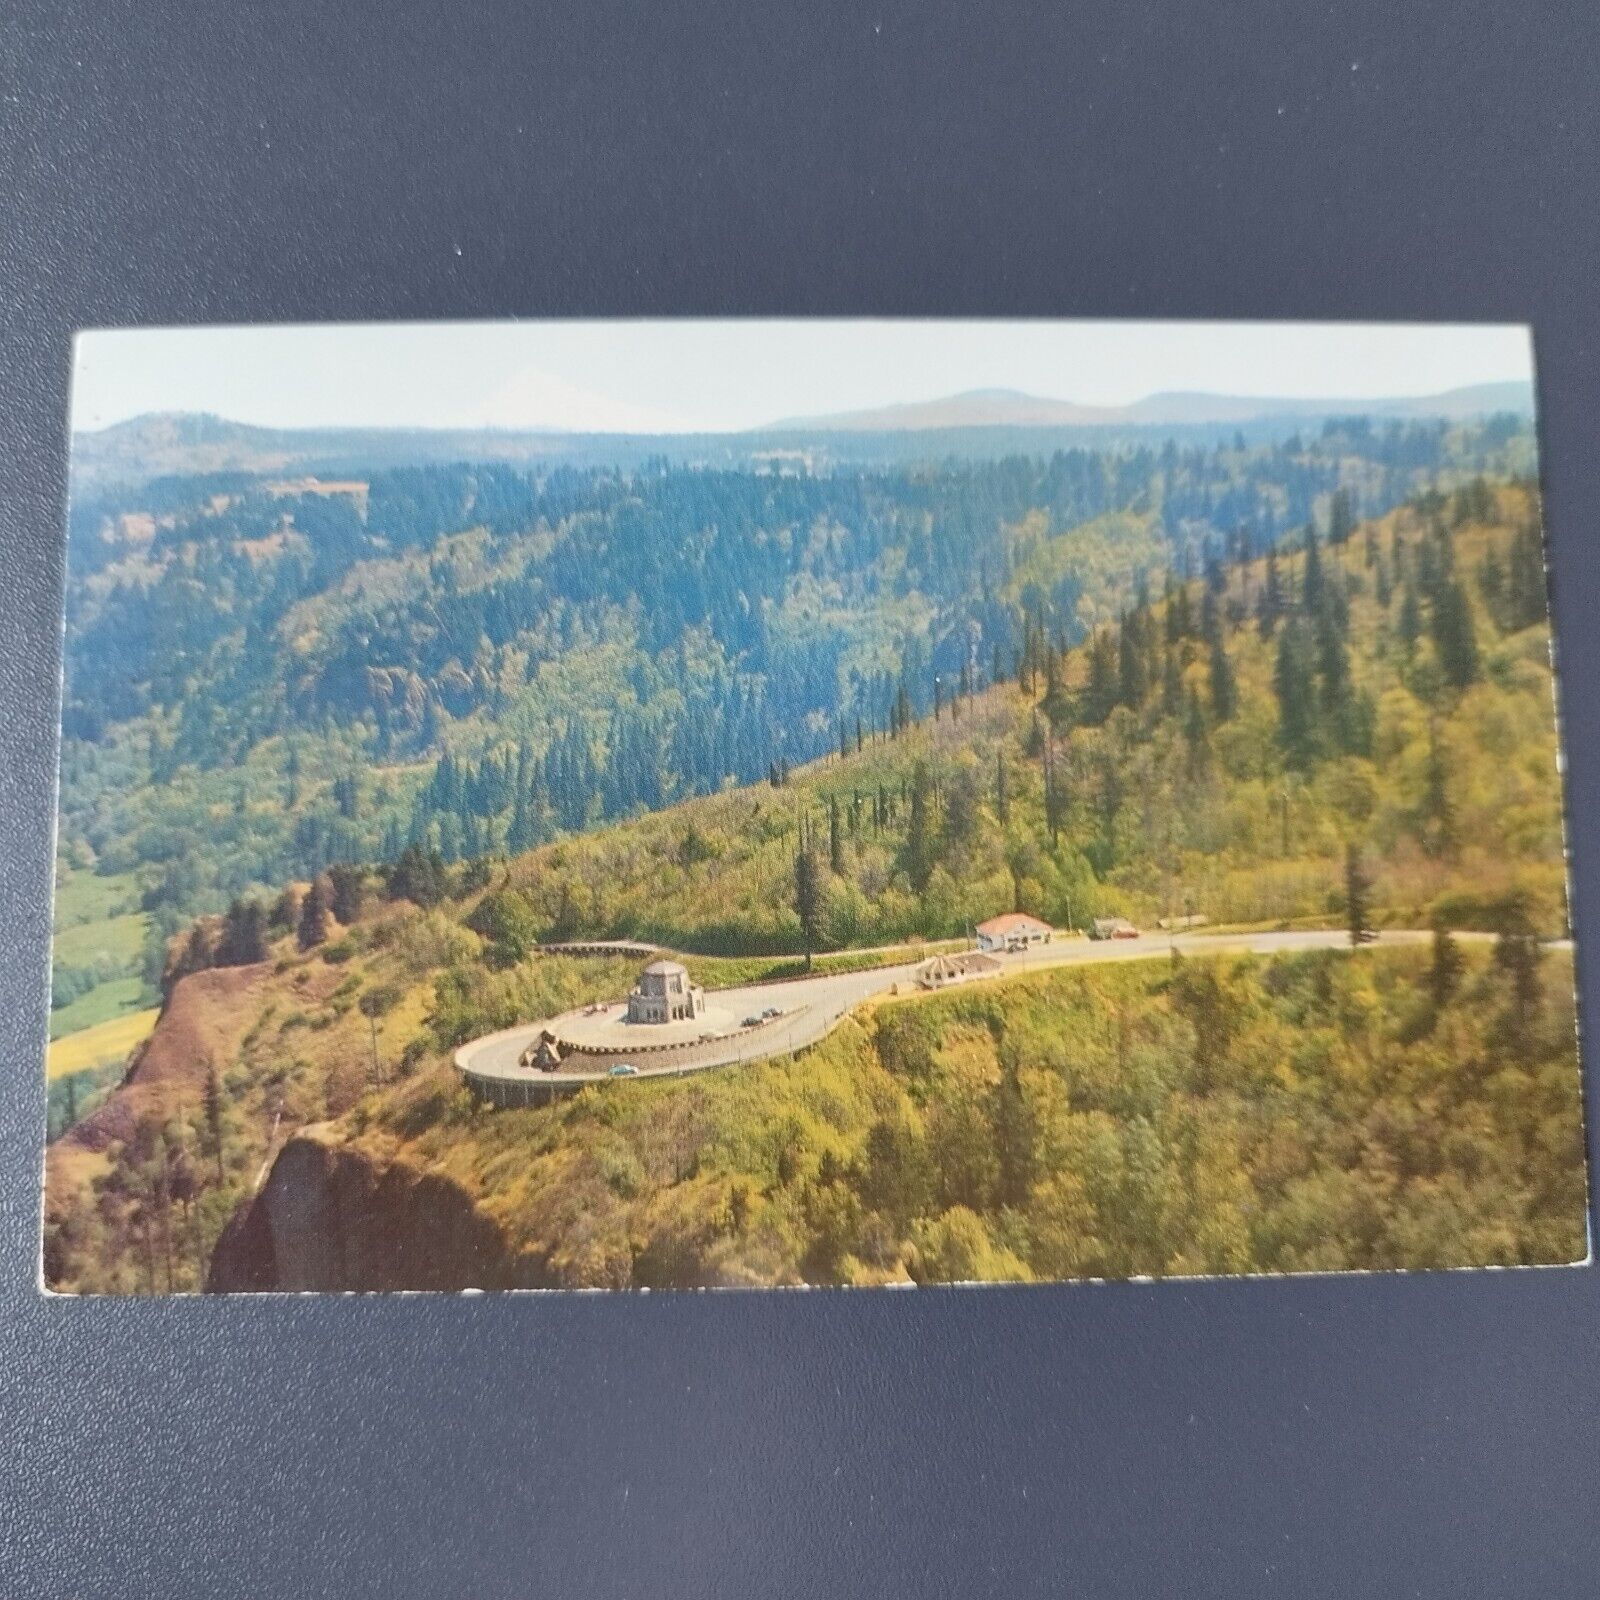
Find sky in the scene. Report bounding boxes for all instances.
[70,319,1534,435]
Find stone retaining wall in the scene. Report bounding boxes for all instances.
[544,1009,786,1070]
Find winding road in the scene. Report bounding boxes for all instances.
[454,927,1524,1106]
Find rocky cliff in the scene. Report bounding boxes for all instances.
[208,1132,518,1292]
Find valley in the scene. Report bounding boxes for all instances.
[42,440,1587,1292]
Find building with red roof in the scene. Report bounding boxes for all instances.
[974,912,1054,953]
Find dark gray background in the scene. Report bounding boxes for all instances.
[3,3,1597,1593]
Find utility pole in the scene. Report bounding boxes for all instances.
[369,1014,382,1086]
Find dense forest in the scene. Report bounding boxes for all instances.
[43,465,1586,1292]
[55,415,1535,1029]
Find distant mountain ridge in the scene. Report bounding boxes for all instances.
[72,379,1535,494]
[769,380,1535,432]
[69,412,575,495]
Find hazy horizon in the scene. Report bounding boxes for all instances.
[71,319,1534,436]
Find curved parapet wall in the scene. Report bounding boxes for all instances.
[542,1009,786,1068]
[456,1006,825,1106]
[539,940,660,960]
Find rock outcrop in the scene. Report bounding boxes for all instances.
[208,1133,518,1292]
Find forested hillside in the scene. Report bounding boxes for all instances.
[43,473,1583,1292]
[264,942,1585,1287]
[54,415,1534,1043]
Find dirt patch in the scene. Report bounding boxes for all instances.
[44,963,273,1220]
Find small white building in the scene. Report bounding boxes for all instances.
[975,913,1054,953]
[915,951,1001,990]
[626,958,705,1024]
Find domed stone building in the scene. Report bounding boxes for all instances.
[626,958,705,1024]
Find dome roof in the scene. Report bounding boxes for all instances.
[642,958,689,977]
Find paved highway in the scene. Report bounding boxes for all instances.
[454,927,1524,1101]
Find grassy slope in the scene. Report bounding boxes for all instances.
[48,982,155,1046]
[49,866,152,1041]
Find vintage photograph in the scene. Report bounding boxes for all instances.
[42,319,1588,1293]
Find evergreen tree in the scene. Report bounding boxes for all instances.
[1431,578,1480,688]
[1208,636,1237,722]
[327,862,365,925]
[1328,487,1356,545]
[892,681,913,737]
[332,772,359,820]
[1422,719,1456,856]
[1118,613,1149,710]
[202,1060,226,1185]
[1315,606,1350,711]
[217,898,267,965]
[1043,742,1067,845]
[1173,963,1234,1092]
[794,839,825,969]
[904,761,936,894]
[1183,685,1209,763]
[1505,524,1548,630]
[1083,629,1118,725]
[828,795,844,876]
[1428,917,1464,1013]
[1042,644,1074,732]
[992,1060,1037,1208]
[1161,644,1183,718]
[270,884,302,935]
[1273,622,1318,769]
[1169,582,1194,643]
[1479,545,1506,625]
[297,877,332,950]
[387,844,446,909]
[1344,844,1375,947]
[1301,523,1325,615]
[1493,891,1545,1056]
[856,1112,933,1231]
[1256,548,1283,637]
[1397,583,1423,657]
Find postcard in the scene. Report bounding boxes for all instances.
[42,318,1588,1292]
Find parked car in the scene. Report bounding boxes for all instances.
[762,1006,782,1019]
[742,1015,763,1028]
[608,1063,639,1077]
[1089,916,1140,941]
